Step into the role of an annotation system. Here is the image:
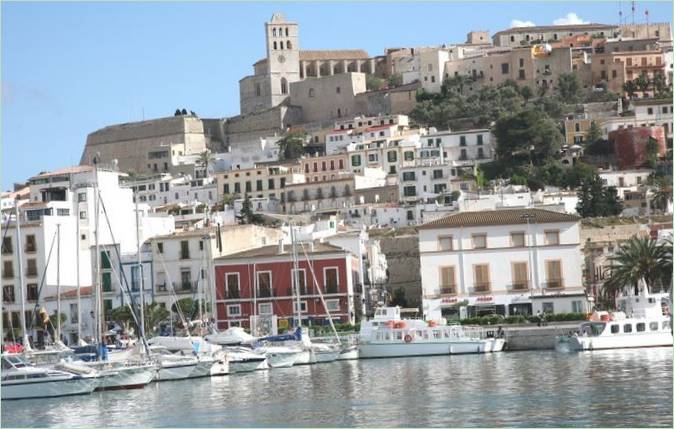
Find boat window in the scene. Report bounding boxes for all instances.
[650,322,659,331]
[636,323,646,332]
[1,359,12,370]
[385,332,391,341]
[623,324,632,333]
[610,325,619,334]
[4,374,26,381]
[443,330,450,338]
[416,330,423,338]
[663,321,671,330]
[395,331,403,340]
[433,330,441,339]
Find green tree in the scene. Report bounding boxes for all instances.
[651,177,673,212]
[645,136,660,168]
[493,109,564,166]
[197,151,215,176]
[634,73,650,94]
[603,237,672,298]
[520,85,533,102]
[652,73,667,96]
[585,121,602,145]
[239,193,254,224]
[575,174,623,217]
[622,80,638,98]
[556,73,583,103]
[277,132,307,161]
[387,73,403,88]
[366,74,386,91]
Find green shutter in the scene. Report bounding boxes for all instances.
[101,251,111,269]
[102,272,112,292]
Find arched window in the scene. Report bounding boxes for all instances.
[272,28,277,37]
[280,41,284,50]
[273,41,277,50]
[287,40,292,49]
[337,108,342,118]
[255,83,261,97]
[309,88,315,97]
[285,27,289,36]
[281,78,288,95]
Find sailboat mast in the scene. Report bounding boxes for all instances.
[135,193,146,342]
[93,162,103,350]
[56,223,61,343]
[289,224,301,329]
[76,214,81,342]
[14,203,31,350]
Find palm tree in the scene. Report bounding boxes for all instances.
[198,151,215,176]
[603,237,672,301]
[634,73,650,94]
[651,179,673,212]
[622,80,637,99]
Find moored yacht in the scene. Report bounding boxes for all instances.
[556,289,673,352]
[1,354,99,400]
[358,306,505,359]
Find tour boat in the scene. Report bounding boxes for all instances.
[358,306,505,359]
[555,288,673,352]
[1,354,99,400]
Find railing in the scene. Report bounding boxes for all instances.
[509,283,529,291]
[325,285,338,294]
[544,280,564,289]
[286,287,310,296]
[175,280,199,291]
[439,286,456,295]
[472,283,491,293]
[258,287,274,298]
[26,268,38,277]
[25,244,37,253]
[2,270,14,279]
[180,252,190,260]
[227,288,240,299]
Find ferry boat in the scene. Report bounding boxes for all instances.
[556,289,673,352]
[358,307,505,359]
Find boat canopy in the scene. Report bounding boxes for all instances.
[258,328,302,343]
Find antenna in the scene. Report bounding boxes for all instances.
[645,9,650,38]
[631,0,636,25]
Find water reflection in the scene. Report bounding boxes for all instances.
[2,349,671,428]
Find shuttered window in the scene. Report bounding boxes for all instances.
[472,234,487,249]
[438,236,453,251]
[473,264,490,292]
[545,260,563,288]
[512,262,529,290]
[439,266,456,294]
[511,232,525,247]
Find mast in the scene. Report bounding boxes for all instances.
[135,192,146,342]
[76,213,81,342]
[56,223,61,343]
[252,261,257,335]
[14,203,32,351]
[289,224,302,329]
[93,158,103,352]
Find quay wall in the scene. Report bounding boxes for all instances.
[499,322,580,351]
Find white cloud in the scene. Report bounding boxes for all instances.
[553,13,588,26]
[511,19,536,28]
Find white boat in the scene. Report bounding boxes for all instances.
[86,361,156,390]
[257,345,303,368]
[190,355,216,378]
[224,346,268,373]
[1,354,99,400]
[358,306,505,359]
[205,327,255,346]
[310,343,341,363]
[149,346,200,381]
[337,344,359,360]
[556,289,673,352]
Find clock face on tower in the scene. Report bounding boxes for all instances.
[277,55,286,63]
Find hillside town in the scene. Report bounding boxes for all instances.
[2,12,673,347]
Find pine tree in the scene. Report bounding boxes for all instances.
[239,194,253,224]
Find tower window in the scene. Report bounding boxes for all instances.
[309,88,315,97]
[272,28,277,37]
[285,27,289,36]
[256,83,261,97]
[281,78,288,95]
[287,40,292,49]
[280,41,284,50]
[273,41,277,50]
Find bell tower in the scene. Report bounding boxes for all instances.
[265,12,300,107]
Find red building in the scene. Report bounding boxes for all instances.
[609,126,667,170]
[213,242,359,330]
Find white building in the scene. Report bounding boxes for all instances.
[123,174,219,208]
[418,208,589,318]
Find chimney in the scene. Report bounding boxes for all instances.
[278,239,285,254]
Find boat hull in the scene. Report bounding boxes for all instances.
[359,339,503,359]
[293,350,313,365]
[312,350,340,363]
[210,359,229,376]
[337,347,359,360]
[96,365,156,390]
[266,352,299,368]
[229,358,268,373]
[562,332,673,351]
[189,358,215,378]
[1,375,98,400]
[155,362,197,381]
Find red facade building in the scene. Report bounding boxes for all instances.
[609,126,667,170]
[213,242,359,330]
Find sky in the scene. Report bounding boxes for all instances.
[2,1,672,190]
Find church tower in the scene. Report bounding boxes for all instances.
[265,13,300,107]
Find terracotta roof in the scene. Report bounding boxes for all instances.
[418,208,580,229]
[299,50,369,61]
[493,23,614,37]
[215,242,346,261]
[44,286,93,301]
[30,165,93,180]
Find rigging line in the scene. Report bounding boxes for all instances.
[153,242,191,340]
[298,241,341,344]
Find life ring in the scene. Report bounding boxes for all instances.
[404,334,413,343]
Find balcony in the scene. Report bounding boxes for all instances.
[226,288,240,299]
[439,286,456,295]
[180,251,190,260]
[2,269,14,279]
[177,280,198,292]
[325,285,338,294]
[286,287,310,296]
[544,280,564,289]
[509,282,529,292]
[472,283,491,294]
[258,287,274,298]
[26,267,38,277]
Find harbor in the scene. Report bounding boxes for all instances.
[2,348,672,428]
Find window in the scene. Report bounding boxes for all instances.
[473,264,490,292]
[157,242,164,253]
[78,210,87,220]
[226,273,240,298]
[404,151,414,161]
[258,303,273,315]
[545,260,563,288]
[255,83,261,97]
[257,271,272,297]
[293,301,308,313]
[27,284,38,301]
[26,259,37,277]
[368,153,378,162]
[545,230,560,245]
[407,210,414,221]
[519,58,524,67]
[387,151,397,162]
[501,63,509,74]
[78,192,87,202]
[325,299,340,312]
[438,236,453,251]
[403,186,416,197]
[459,136,466,146]
[571,300,583,313]
[281,78,288,95]
[245,181,252,193]
[402,171,416,181]
[2,285,14,303]
[25,235,36,253]
[610,324,619,334]
[351,155,362,167]
[102,272,112,292]
[325,267,339,294]
[512,262,529,290]
[256,180,263,191]
[180,269,192,290]
[309,88,315,97]
[623,324,633,333]
[336,86,341,94]
[227,305,241,317]
[647,107,653,115]
[542,302,554,314]
[70,303,78,324]
[472,234,487,249]
[439,266,456,294]
[291,268,307,295]
[432,169,443,179]
[180,240,190,259]
[511,232,525,247]
[1,237,12,254]
[460,149,467,160]
[636,323,646,332]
